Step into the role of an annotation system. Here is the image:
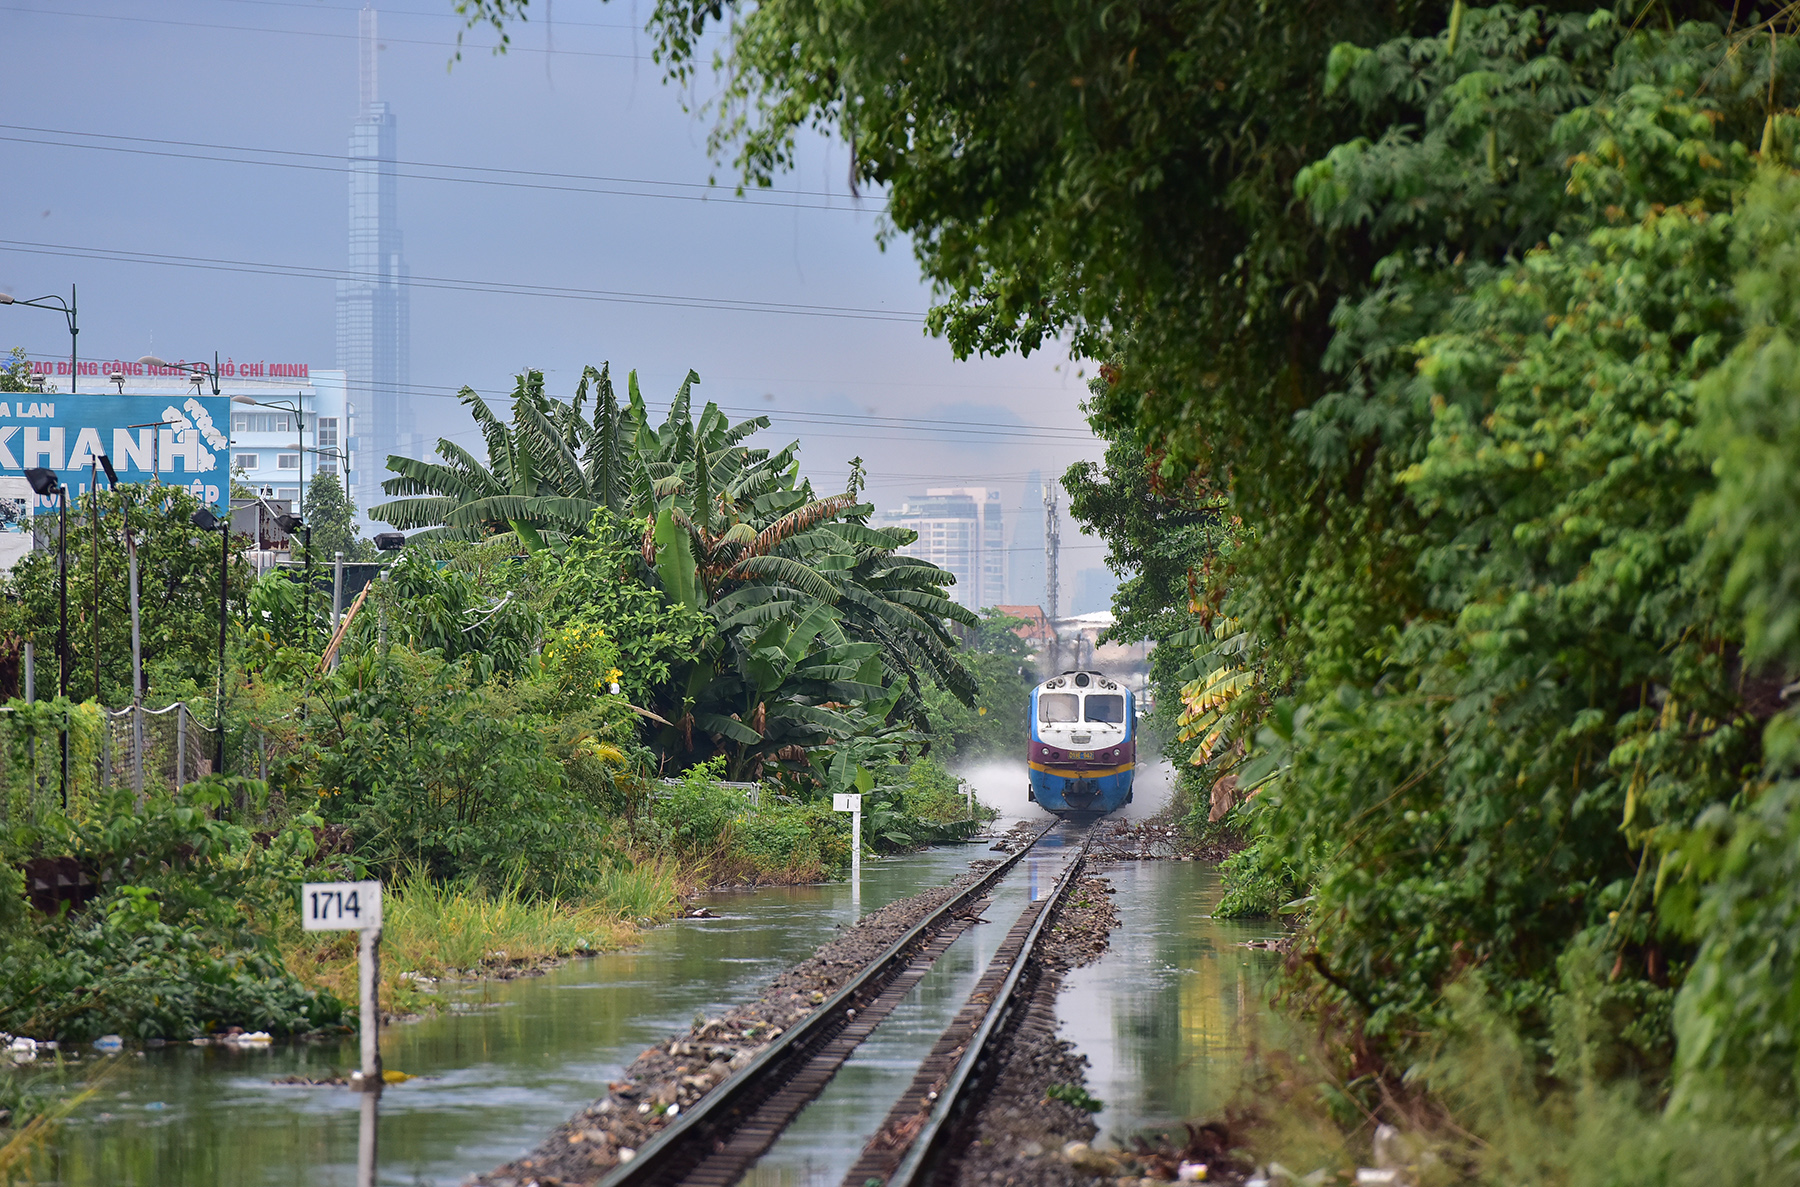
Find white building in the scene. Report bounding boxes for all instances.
[880,487,1006,613]
[93,364,358,515]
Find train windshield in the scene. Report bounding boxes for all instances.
[1083,694,1126,723]
[1038,693,1080,723]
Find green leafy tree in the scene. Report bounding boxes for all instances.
[372,365,638,549]
[921,610,1038,762]
[379,365,978,778]
[4,485,256,705]
[1,346,35,393]
[302,472,373,561]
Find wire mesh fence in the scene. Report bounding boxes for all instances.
[100,703,218,797]
[0,697,302,831]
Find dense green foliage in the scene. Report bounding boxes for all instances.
[0,783,341,1041]
[920,610,1038,762]
[300,472,374,562]
[0,382,995,1042]
[447,0,1800,1164]
[381,365,980,777]
[1,486,253,705]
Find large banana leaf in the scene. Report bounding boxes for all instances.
[653,507,699,609]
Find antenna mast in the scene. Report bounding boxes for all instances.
[359,5,378,111]
[1044,487,1061,671]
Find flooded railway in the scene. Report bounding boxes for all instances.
[26,763,1279,1187]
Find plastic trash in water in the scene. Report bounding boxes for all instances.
[93,1035,124,1052]
[1177,1162,1208,1182]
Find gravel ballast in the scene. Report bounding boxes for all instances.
[471,824,1044,1187]
[941,869,1123,1187]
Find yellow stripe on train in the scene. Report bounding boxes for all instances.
[1027,760,1137,779]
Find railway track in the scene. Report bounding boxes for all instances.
[590,821,1094,1187]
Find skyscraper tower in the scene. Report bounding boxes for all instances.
[337,4,412,519]
[1008,470,1045,604]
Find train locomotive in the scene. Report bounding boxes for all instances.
[1027,670,1136,816]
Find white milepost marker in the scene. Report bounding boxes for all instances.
[833,793,863,911]
[302,879,384,1187]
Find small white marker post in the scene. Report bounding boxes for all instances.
[303,880,383,1187]
[833,793,863,912]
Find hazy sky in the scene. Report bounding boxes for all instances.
[1,0,1116,607]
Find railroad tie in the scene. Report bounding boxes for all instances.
[841,895,1054,1187]
[679,911,984,1187]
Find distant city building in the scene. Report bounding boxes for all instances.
[83,365,353,508]
[881,487,1005,613]
[1074,566,1120,615]
[337,5,413,523]
[1007,470,1046,606]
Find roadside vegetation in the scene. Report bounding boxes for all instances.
[437,0,1800,1179]
[0,372,997,1066]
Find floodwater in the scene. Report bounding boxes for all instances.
[26,846,984,1187]
[26,763,1272,1185]
[1057,860,1286,1146]
[743,830,1082,1187]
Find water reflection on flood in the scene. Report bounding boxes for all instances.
[1057,861,1284,1145]
[29,846,986,1187]
[743,842,1080,1187]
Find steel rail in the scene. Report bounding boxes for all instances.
[593,820,1061,1187]
[875,833,1093,1187]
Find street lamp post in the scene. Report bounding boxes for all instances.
[191,508,231,778]
[275,512,313,649]
[231,394,307,531]
[138,352,221,398]
[1,288,78,393]
[25,468,69,808]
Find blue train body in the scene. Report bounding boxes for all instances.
[1027,671,1136,816]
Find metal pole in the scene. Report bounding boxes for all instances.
[304,526,314,650]
[356,922,383,1187]
[23,641,33,701]
[127,513,144,804]
[216,519,228,776]
[91,463,100,700]
[851,801,862,915]
[176,703,186,788]
[331,550,345,671]
[57,486,67,809]
[68,284,77,396]
[359,927,382,1085]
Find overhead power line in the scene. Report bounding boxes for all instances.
[0,4,642,60]
[211,0,643,32]
[0,124,885,213]
[10,350,1098,443]
[0,238,927,324]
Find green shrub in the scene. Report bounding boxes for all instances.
[1214,836,1297,920]
[648,759,742,859]
[307,652,611,898]
[732,801,850,876]
[0,784,340,1042]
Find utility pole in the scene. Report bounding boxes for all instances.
[1044,488,1061,673]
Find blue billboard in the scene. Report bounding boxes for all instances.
[0,393,234,510]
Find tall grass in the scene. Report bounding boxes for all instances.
[283,860,679,1012]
